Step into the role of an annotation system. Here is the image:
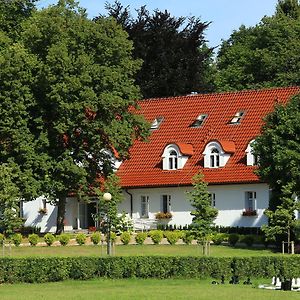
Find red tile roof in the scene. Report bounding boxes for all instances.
[117,87,300,188]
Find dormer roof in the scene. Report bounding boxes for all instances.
[117,87,300,188]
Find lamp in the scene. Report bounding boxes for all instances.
[103,192,112,255]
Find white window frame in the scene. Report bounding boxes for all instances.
[246,140,258,166]
[141,196,149,218]
[210,193,216,207]
[161,195,171,213]
[230,111,245,124]
[190,114,207,127]
[245,191,257,211]
[210,148,220,168]
[168,150,178,170]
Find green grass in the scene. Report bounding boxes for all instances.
[0,278,298,300]
[1,244,278,258]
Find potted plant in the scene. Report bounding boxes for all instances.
[242,209,257,216]
[155,212,173,220]
[38,207,48,215]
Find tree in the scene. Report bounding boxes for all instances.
[0,164,23,236]
[0,0,149,234]
[254,94,300,243]
[100,1,215,98]
[0,0,37,39]
[187,173,218,255]
[216,0,300,91]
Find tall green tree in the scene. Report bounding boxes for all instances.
[254,94,300,243]
[0,0,149,234]
[216,0,300,91]
[100,1,215,98]
[187,173,218,255]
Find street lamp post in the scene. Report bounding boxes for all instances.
[103,192,112,255]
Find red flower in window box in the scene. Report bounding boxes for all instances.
[88,226,97,232]
[242,209,257,216]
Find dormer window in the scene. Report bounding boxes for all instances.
[162,143,193,170]
[203,140,235,168]
[150,117,163,130]
[230,111,244,124]
[246,140,257,166]
[190,114,207,128]
[210,148,220,168]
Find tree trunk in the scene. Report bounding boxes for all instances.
[56,196,66,235]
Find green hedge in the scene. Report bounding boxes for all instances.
[0,256,299,283]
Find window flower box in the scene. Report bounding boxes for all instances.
[155,212,173,220]
[38,208,48,215]
[242,209,257,216]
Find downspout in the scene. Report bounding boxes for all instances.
[125,189,133,218]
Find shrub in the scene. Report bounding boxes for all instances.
[28,233,39,246]
[44,233,55,246]
[228,233,239,246]
[0,233,5,245]
[241,235,254,247]
[91,232,101,245]
[120,231,131,245]
[76,233,86,246]
[165,231,179,245]
[11,233,22,247]
[59,234,70,246]
[135,232,147,245]
[212,233,226,245]
[110,232,117,243]
[149,230,163,244]
[182,231,194,244]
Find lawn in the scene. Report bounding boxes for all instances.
[0,278,298,300]
[1,243,279,257]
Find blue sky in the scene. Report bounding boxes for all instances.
[37,0,278,48]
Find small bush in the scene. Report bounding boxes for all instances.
[165,231,179,245]
[241,235,254,247]
[0,233,5,245]
[120,231,131,245]
[212,233,226,245]
[28,233,39,246]
[11,233,22,247]
[44,233,55,246]
[182,231,194,244]
[76,233,86,246]
[91,232,101,245]
[110,232,117,243]
[59,234,70,246]
[149,230,163,244]
[228,234,239,246]
[135,232,147,245]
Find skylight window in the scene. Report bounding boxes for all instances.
[190,114,207,128]
[230,111,245,124]
[150,117,164,130]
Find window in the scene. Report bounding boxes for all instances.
[230,111,244,124]
[150,117,163,130]
[210,148,220,168]
[246,140,258,166]
[161,195,171,213]
[190,114,207,127]
[141,196,149,218]
[168,150,178,170]
[210,193,216,207]
[245,192,256,211]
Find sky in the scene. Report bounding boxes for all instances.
[37,0,279,49]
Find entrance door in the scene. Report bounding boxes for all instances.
[78,201,98,229]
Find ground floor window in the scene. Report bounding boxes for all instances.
[141,196,149,218]
[245,191,256,211]
[210,193,216,207]
[161,195,171,213]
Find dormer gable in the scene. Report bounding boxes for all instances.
[203,140,235,168]
[162,143,193,170]
[245,139,257,166]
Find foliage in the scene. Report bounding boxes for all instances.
[165,231,179,245]
[135,232,147,245]
[75,233,86,246]
[28,233,39,246]
[228,234,240,246]
[182,231,194,245]
[0,233,5,245]
[44,233,55,246]
[149,230,163,244]
[59,234,70,246]
[90,232,101,245]
[0,0,149,234]
[187,173,218,250]
[120,231,131,245]
[240,235,255,247]
[11,233,22,247]
[116,213,133,233]
[0,164,23,235]
[254,95,300,242]
[211,233,226,245]
[155,212,172,220]
[102,1,216,98]
[110,232,117,243]
[216,0,300,91]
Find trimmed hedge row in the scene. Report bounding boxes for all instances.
[0,256,299,283]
